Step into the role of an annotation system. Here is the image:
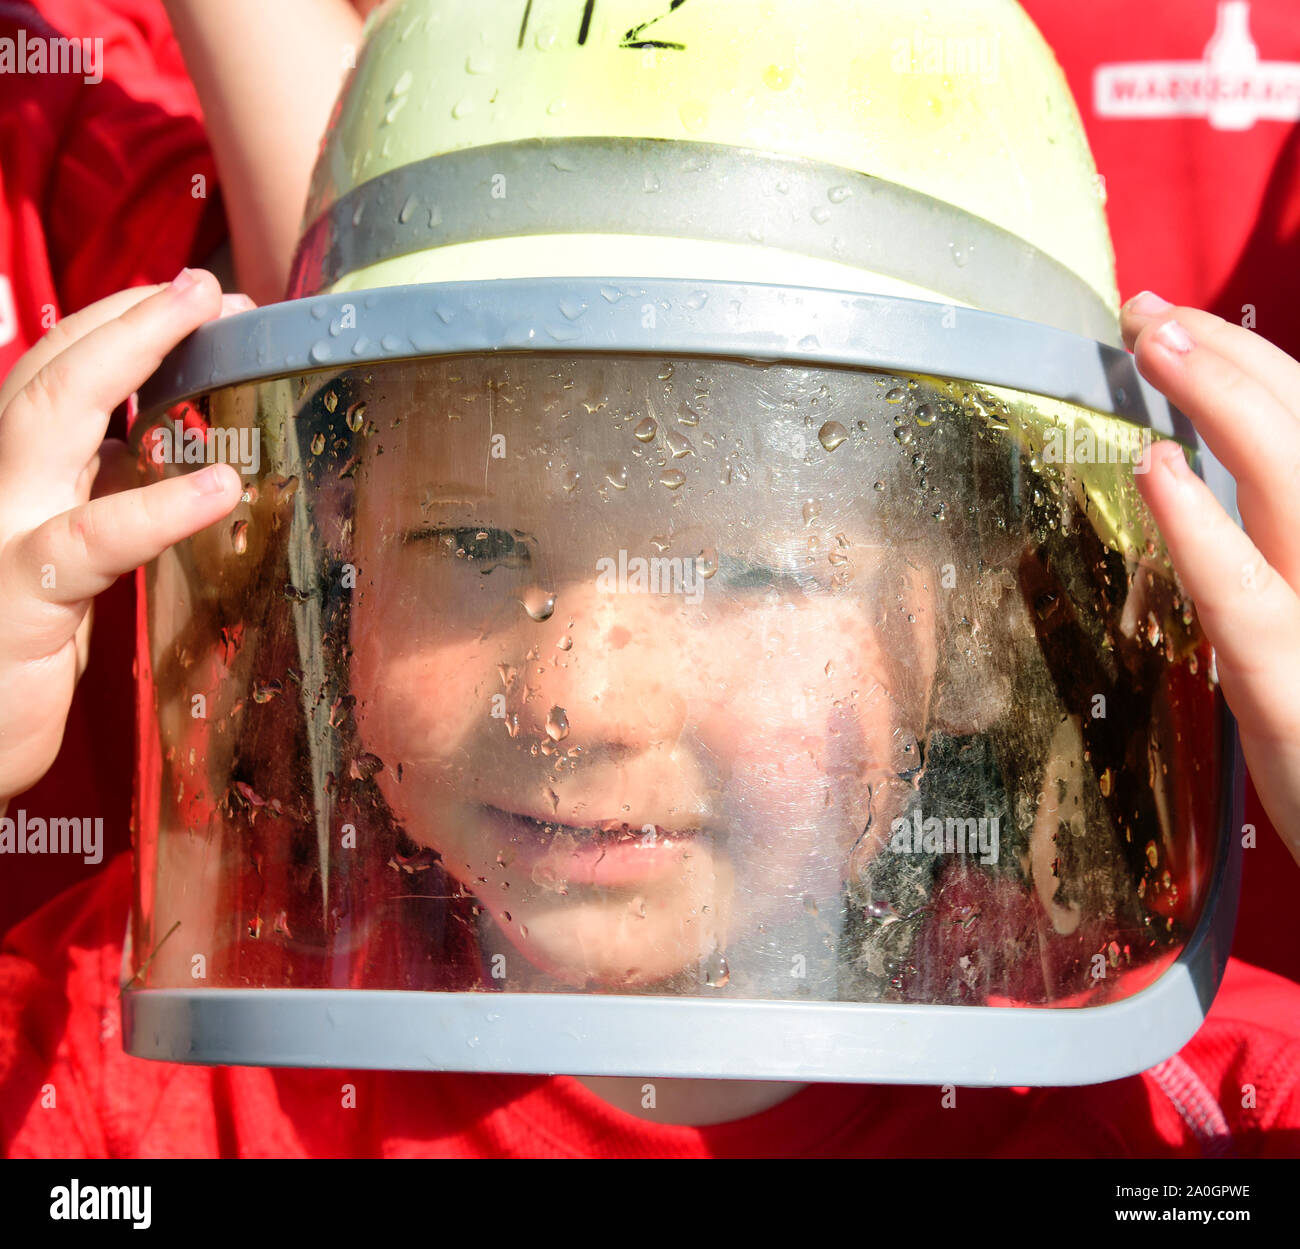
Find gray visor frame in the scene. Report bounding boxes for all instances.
[125,278,1243,1086]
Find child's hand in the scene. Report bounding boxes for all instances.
[1122,292,1300,869]
[0,269,248,804]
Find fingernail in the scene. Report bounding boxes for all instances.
[219,293,256,318]
[1155,319,1194,354]
[171,267,202,295]
[1144,440,1192,489]
[191,464,234,495]
[1126,291,1173,316]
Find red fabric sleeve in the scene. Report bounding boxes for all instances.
[0,0,228,938]
[37,0,226,309]
[0,0,225,380]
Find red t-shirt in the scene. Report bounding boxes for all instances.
[0,0,225,935]
[2,852,1299,1158]
[3,0,1300,1159]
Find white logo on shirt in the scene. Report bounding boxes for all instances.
[1093,1,1300,131]
[0,275,16,349]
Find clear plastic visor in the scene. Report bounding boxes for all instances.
[128,352,1222,1007]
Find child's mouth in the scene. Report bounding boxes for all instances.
[478,805,710,891]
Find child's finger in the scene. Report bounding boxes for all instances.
[2,463,242,662]
[0,284,166,412]
[1128,314,1300,591]
[1121,295,1300,418]
[0,284,254,437]
[0,270,223,495]
[1141,437,1300,866]
[1135,440,1300,737]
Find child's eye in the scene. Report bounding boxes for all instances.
[406,526,534,572]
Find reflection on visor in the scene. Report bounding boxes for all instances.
[128,355,1222,1008]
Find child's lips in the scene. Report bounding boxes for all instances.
[478,805,714,891]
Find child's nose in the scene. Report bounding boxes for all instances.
[518,579,693,757]
[514,577,845,758]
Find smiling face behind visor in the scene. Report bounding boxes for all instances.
[349,356,941,993]
[129,349,1220,1008]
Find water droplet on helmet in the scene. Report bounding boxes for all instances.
[659,469,686,489]
[545,706,570,741]
[633,417,658,443]
[915,403,935,426]
[666,428,695,458]
[701,946,730,988]
[349,752,384,781]
[604,464,628,490]
[763,63,793,91]
[818,421,848,452]
[346,401,367,432]
[230,520,248,555]
[310,432,326,455]
[696,546,718,579]
[232,781,266,808]
[802,499,821,526]
[678,100,707,131]
[522,588,557,621]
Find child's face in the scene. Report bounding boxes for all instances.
[348,359,938,989]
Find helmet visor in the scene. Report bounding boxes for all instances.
[128,349,1221,1010]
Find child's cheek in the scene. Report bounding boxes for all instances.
[348,554,497,765]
